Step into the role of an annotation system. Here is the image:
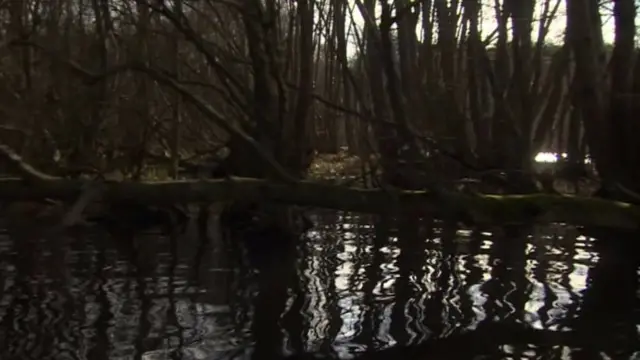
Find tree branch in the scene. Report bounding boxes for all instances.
[9,40,297,183]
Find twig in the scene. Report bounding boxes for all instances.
[0,142,60,182]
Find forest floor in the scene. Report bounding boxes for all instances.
[307,150,369,181]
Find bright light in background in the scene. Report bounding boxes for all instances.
[534,152,592,164]
[344,0,617,58]
[535,152,565,163]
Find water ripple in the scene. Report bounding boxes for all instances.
[0,214,637,359]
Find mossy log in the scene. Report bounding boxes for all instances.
[0,177,639,230]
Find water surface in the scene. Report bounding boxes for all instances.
[0,211,638,359]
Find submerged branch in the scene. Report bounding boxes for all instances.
[285,321,585,359]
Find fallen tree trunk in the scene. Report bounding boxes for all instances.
[1,177,639,230]
[0,140,638,230]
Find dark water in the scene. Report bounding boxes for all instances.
[0,211,639,360]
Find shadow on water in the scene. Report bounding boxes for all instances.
[0,210,639,359]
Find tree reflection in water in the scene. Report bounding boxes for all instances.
[0,211,638,360]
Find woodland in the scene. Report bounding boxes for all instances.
[0,0,638,231]
[1,1,640,359]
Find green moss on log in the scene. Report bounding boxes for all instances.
[0,177,639,230]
